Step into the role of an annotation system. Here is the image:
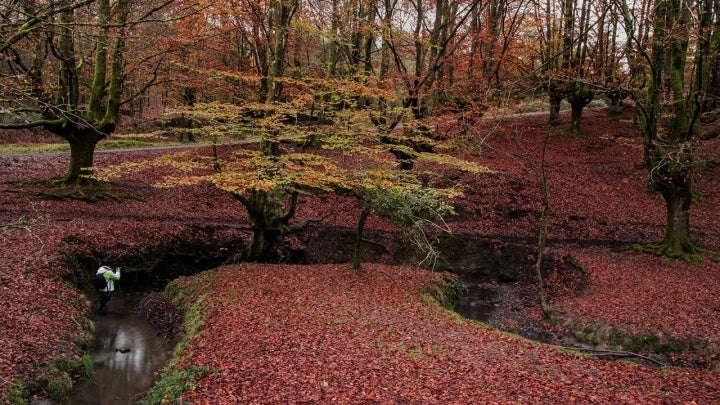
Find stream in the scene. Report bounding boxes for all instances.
[452,278,562,347]
[452,282,498,322]
[69,293,177,404]
[66,281,498,404]
[54,276,510,404]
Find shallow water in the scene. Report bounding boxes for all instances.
[453,283,498,322]
[69,293,176,405]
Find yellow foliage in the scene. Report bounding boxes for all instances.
[99,88,493,229]
[415,151,493,174]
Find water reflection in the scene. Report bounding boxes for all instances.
[70,293,176,405]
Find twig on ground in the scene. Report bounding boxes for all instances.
[557,345,667,367]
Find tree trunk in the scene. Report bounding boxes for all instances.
[569,99,585,133]
[618,0,710,258]
[243,189,280,261]
[608,92,624,114]
[351,207,370,272]
[562,84,593,133]
[247,227,280,262]
[62,130,102,183]
[240,187,304,262]
[649,0,696,257]
[265,0,298,103]
[404,85,423,119]
[548,90,562,125]
[659,175,696,257]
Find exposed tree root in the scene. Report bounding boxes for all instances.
[628,242,706,263]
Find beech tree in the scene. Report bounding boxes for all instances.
[379,0,482,119]
[618,0,720,257]
[321,0,376,78]
[529,0,597,131]
[0,0,185,183]
[150,0,490,262]
[467,0,527,91]
[99,100,482,262]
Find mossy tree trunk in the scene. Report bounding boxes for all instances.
[234,0,301,260]
[60,0,126,184]
[265,0,298,103]
[62,130,105,183]
[647,0,698,256]
[235,138,308,262]
[569,101,584,133]
[51,3,118,184]
[606,87,626,114]
[542,0,595,131]
[547,81,593,132]
[567,87,593,134]
[619,0,720,257]
[658,173,695,256]
[548,87,563,126]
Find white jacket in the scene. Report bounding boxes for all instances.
[97,265,121,292]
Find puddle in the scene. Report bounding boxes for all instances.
[453,283,498,322]
[69,293,177,404]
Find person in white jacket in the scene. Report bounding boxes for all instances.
[96,265,121,315]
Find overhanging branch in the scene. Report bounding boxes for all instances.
[0,117,66,130]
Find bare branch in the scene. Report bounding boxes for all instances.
[0,0,95,54]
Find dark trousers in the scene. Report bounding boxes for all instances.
[98,291,112,315]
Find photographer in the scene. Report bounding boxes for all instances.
[96,265,121,315]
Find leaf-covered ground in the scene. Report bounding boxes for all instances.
[170,263,720,404]
[0,106,719,402]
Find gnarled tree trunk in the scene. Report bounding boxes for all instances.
[63,130,104,183]
[660,184,694,256]
[619,0,716,258]
[238,188,305,262]
[649,146,698,257]
[568,88,593,133]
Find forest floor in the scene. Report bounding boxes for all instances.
[0,106,719,403]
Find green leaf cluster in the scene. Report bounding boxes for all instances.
[358,173,457,230]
